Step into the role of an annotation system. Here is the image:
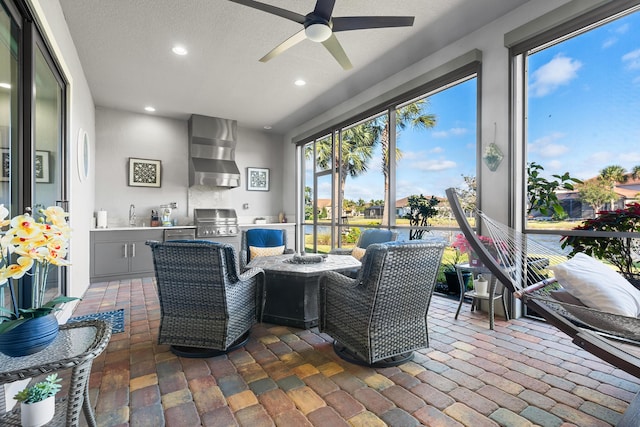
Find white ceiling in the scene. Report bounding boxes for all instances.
[58,0,529,134]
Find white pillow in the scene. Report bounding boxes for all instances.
[550,253,640,317]
[249,245,285,259]
[351,246,366,261]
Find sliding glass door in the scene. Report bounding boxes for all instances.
[1,0,68,307]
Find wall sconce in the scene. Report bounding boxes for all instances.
[482,123,503,172]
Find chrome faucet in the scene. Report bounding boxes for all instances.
[129,204,136,226]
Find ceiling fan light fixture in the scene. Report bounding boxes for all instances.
[305,23,331,42]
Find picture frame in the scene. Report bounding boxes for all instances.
[35,150,50,183]
[247,167,269,191]
[1,148,9,182]
[128,157,161,187]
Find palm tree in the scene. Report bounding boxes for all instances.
[367,100,437,225]
[599,165,627,209]
[308,98,436,227]
[632,165,640,180]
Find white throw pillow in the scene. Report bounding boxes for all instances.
[249,245,285,259]
[550,252,640,317]
[351,246,366,261]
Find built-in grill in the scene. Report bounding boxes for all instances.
[194,208,238,237]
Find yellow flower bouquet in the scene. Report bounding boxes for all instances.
[0,205,76,335]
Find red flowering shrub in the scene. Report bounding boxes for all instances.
[561,203,640,278]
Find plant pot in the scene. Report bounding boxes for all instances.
[0,314,59,357]
[21,396,55,427]
[444,271,471,295]
[475,278,489,296]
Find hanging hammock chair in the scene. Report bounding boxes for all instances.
[445,188,640,381]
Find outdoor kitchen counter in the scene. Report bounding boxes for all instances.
[239,223,297,227]
[91,225,196,231]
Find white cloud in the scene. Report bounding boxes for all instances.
[619,152,640,163]
[546,160,564,171]
[431,127,468,138]
[528,132,569,157]
[602,37,617,49]
[622,49,640,70]
[587,151,614,164]
[616,23,630,34]
[411,159,457,171]
[430,147,444,154]
[529,54,582,97]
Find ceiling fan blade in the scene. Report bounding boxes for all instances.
[259,29,307,63]
[313,0,336,21]
[228,0,305,24]
[332,16,415,32]
[322,34,353,70]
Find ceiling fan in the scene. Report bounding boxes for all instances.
[229,0,415,70]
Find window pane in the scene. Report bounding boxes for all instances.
[340,113,387,228]
[526,10,640,230]
[0,2,18,317]
[33,44,63,303]
[396,78,477,236]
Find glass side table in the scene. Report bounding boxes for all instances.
[453,263,509,330]
[0,320,111,427]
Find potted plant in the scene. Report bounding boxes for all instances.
[14,373,62,427]
[0,205,77,357]
[441,242,471,295]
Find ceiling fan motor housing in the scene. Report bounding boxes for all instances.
[304,15,332,42]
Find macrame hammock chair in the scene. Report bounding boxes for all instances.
[445,188,640,384]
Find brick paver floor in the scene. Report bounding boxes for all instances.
[74,277,640,427]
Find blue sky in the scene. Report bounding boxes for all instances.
[310,9,640,203]
[528,11,640,181]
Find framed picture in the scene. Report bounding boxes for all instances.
[1,148,9,182]
[35,150,50,183]
[247,167,269,191]
[128,157,161,187]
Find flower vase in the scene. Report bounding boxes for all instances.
[0,314,59,357]
[21,396,55,427]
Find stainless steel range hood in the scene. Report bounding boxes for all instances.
[189,115,241,187]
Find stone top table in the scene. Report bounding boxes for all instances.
[0,320,111,427]
[247,254,361,328]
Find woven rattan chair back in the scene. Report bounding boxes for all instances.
[147,240,264,356]
[320,239,446,366]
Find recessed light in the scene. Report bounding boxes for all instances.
[0,83,10,89]
[294,79,306,86]
[172,45,188,56]
[263,125,272,130]
[144,106,156,112]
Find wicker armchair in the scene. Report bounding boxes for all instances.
[147,240,264,357]
[330,229,397,258]
[320,239,446,367]
[239,228,294,270]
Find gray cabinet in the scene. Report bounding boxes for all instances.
[91,229,163,282]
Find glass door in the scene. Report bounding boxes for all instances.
[33,42,65,303]
[0,0,19,315]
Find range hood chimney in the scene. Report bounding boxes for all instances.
[189,115,241,188]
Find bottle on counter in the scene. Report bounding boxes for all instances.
[150,210,160,227]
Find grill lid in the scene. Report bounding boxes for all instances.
[194,208,238,224]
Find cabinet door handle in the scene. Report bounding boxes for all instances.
[123,244,128,258]
[131,243,136,257]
